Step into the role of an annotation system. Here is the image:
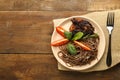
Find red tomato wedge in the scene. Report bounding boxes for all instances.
[51,39,69,46]
[74,41,91,51]
[56,26,65,37]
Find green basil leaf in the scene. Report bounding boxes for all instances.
[72,32,84,41]
[82,33,98,39]
[64,31,72,40]
[67,43,77,55]
[89,33,98,38]
[82,34,90,39]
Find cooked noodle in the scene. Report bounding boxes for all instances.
[58,37,99,66]
[57,18,99,66]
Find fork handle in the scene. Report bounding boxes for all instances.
[106,34,112,67]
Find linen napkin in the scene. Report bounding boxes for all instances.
[53,10,120,72]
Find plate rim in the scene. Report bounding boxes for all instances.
[51,16,106,71]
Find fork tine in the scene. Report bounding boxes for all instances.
[107,12,110,25]
[107,12,115,26]
[110,12,114,25]
[112,12,115,26]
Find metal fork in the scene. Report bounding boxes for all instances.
[106,12,115,67]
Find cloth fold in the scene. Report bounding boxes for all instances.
[53,10,120,72]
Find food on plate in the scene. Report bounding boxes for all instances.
[56,26,66,37]
[51,39,69,46]
[51,18,99,66]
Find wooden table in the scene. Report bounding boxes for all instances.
[0,0,120,80]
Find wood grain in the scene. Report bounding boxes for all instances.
[0,54,119,80]
[0,0,120,80]
[0,11,88,53]
[0,0,88,11]
[0,0,119,11]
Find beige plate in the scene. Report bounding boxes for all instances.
[51,16,106,71]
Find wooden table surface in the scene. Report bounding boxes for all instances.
[0,0,120,80]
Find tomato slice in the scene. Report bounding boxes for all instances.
[56,26,65,37]
[74,41,91,51]
[51,39,69,46]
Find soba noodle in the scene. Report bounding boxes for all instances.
[57,18,99,66]
[58,37,99,66]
